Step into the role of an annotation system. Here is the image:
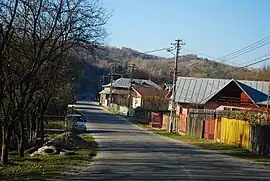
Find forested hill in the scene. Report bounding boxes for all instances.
[77,46,270,95]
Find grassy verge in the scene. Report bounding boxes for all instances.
[130,119,270,166]
[0,134,97,180]
[44,120,65,129]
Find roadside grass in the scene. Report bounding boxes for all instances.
[106,108,119,115]
[130,119,270,165]
[44,120,65,129]
[129,119,153,129]
[0,133,97,180]
[45,133,58,140]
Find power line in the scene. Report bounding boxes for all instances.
[216,35,270,62]
[218,35,270,59]
[221,40,270,62]
[235,57,270,70]
[234,54,270,66]
[106,46,172,75]
[110,46,173,61]
[182,36,270,74]
[208,54,270,77]
[183,35,270,70]
[197,56,270,104]
[143,47,173,54]
[181,48,239,68]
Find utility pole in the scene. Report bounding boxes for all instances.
[267,84,270,110]
[128,64,137,116]
[103,64,124,108]
[109,67,113,108]
[169,39,185,132]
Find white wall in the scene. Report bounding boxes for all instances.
[104,87,111,92]
[132,97,142,108]
[104,99,108,107]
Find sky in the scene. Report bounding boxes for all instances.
[103,0,270,68]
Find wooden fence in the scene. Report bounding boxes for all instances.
[214,118,270,155]
[186,112,204,138]
[110,103,134,116]
[215,118,251,149]
[186,109,218,139]
[250,125,270,155]
[162,114,170,131]
[147,109,270,155]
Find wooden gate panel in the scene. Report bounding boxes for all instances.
[151,112,162,128]
[204,118,215,139]
[179,114,187,133]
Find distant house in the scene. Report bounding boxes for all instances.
[131,86,168,110]
[99,77,161,107]
[169,77,270,115]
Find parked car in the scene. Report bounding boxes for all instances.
[65,114,87,132]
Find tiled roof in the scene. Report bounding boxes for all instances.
[103,78,161,89]
[133,86,167,97]
[173,77,270,105]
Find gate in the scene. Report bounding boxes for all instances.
[203,118,215,139]
[187,109,216,139]
[151,112,162,128]
[187,112,204,138]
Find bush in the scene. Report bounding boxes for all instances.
[134,107,145,118]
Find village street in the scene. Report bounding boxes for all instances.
[50,101,270,181]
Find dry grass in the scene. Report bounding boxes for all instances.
[0,134,97,180]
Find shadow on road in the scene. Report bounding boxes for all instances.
[75,107,103,111]
[86,129,119,134]
[76,101,99,106]
[41,101,270,181]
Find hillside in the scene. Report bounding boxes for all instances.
[93,46,267,81]
[75,46,270,96]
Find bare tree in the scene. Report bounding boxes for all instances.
[143,96,169,111]
[0,0,109,164]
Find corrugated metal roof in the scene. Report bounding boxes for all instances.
[103,78,161,89]
[174,77,270,105]
[99,89,130,95]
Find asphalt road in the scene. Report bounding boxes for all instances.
[51,101,270,181]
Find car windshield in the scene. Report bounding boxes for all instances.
[67,116,84,122]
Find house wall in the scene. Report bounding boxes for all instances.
[175,103,191,116]
[204,101,254,111]
[100,94,107,106]
[132,97,142,108]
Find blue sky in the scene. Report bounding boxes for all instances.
[103,0,270,67]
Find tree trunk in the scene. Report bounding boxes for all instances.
[17,137,24,157]
[1,125,11,165]
[18,119,25,157]
[40,116,44,143]
[35,115,40,136]
[40,100,49,143]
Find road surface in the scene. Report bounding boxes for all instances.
[51,101,270,181]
